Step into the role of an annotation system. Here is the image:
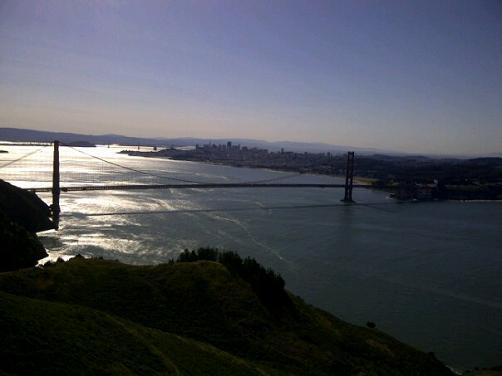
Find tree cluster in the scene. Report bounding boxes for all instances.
[178,248,292,313]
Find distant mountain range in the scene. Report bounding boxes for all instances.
[0,128,168,148]
[0,127,500,158]
[0,127,391,154]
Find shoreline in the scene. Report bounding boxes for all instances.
[120,151,502,202]
[121,150,375,185]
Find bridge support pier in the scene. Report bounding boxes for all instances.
[51,140,60,229]
[342,151,355,203]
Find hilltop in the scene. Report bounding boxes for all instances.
[0,252,453,376]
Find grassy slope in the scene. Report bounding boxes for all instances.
[0,291,268,376]
[0,257,453,375]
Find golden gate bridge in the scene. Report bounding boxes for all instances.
[1,141,363,229]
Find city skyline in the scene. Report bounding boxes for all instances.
[1,0,501,155]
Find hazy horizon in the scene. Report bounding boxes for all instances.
[1,1,501,155]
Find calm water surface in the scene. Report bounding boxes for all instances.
[2,144,501,370]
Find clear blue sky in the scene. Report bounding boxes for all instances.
[0,0,501,154]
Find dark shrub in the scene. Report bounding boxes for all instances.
[0,211,47,271]
[0,179,54,232]
[177,248,292,313]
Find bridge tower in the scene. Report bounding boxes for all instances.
[51,140,61,229]
[342,151,355,203]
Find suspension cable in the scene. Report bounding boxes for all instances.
[65,145,315,186]
[64,145,211,184]
[0,146,47,169]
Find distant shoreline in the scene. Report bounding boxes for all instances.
[121,148,374,184]
[120,149,502,202]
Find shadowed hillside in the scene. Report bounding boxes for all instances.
[0,254,453,375]
[0,180,51,271]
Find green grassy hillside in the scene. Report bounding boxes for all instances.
[0,291,268,375]
[0,256,453,375]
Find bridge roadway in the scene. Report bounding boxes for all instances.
[27,183,371,193]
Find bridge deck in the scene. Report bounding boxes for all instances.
[27,183,371,193]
